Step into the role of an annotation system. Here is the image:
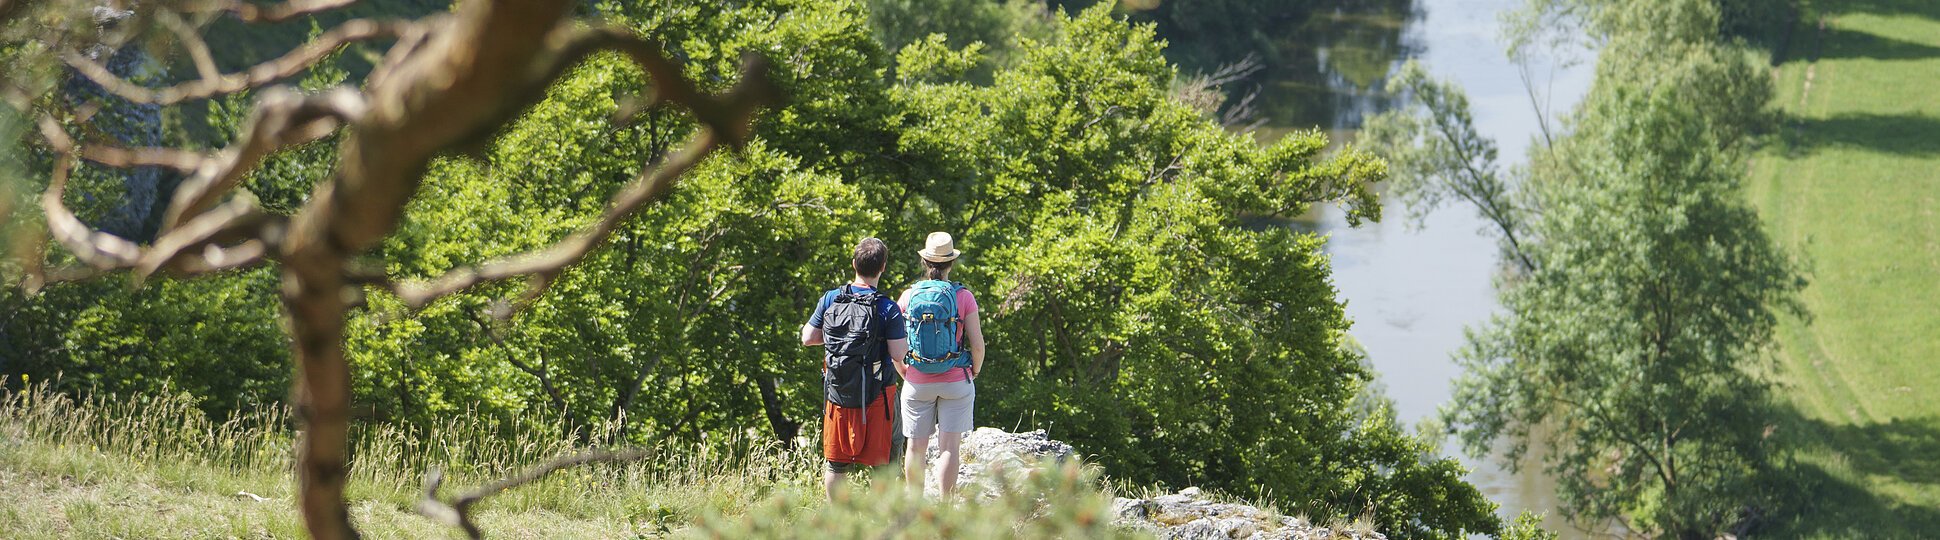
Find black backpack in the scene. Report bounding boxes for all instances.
[821,286,894,416]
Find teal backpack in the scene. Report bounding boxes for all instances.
[903,280,970,375]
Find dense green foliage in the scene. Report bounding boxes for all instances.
[865,0,1052,76]
[1370,0,1807,537]
[2,1,1505,536]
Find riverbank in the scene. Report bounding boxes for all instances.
[1747,0,1940,536]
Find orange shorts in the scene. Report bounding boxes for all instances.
[824,384,897,472]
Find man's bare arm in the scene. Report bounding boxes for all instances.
[887,338,909,379]
[893,291,912,379]
[801,323,823,346]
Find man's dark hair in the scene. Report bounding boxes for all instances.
[853,237,887,278]
[922,259,953,281]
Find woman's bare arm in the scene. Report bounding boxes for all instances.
[962,310,985,378]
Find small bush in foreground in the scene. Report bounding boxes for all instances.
[691,462,1137,539]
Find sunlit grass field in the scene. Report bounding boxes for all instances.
[0,383,820,538]
[1746,0,1940,535]
[0,383,1129,539]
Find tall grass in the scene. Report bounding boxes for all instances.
[0,381,295,485]
[0,382,821,536]
[0,383,1134,538]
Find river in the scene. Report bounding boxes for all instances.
[1167,0,1596,534]
[1313,0,1592,529]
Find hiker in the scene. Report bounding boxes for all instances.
[898,232,986,497]
[801,237,908,500]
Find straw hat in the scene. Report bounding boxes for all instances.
[917,232,961,262]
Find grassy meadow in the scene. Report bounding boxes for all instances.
[0,383,821,538]
[0,383,1135,539]
[1747,0,1940,535]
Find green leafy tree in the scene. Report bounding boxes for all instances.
[1361,60,1535,273]
[866,0,1052,72]
[1400,1,1806,537]
[889,7,1496,537]
[1445,77,1800,535]
[351,0,888,442]
[1498,512,1561,540]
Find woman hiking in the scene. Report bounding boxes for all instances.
[897,231,986,497]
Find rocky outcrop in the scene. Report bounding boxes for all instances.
[918,427,1074,497]
[1112,487,1386,540]
[932,427,1387,540]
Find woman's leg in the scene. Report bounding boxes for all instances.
[933,379,974,497]
[936,429,963,496]
[904,433,929,494]
[901,383,938,495]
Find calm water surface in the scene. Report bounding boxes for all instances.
[1206,0,1596,533]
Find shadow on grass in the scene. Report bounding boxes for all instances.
[1829,0,1940,21]
[1765,407,1940,538]
[1783,112,1940,157]
[1817,26,1940,61]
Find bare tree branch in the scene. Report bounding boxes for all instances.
[20,261,119,295]
[365,15,440,90]
[136,197,280,279]
[392,131,716,309]
[79,143,211,172]
[37,147,277,281]
[580,26,773,146]
[32,110,278,284]
[415,448,654,540]
[1203,52,1263,88]
[39,153,142,269]
[161,86,365,233]
[388,37,777,310]
[64,18,415,105]
[158,10,220,85]
[220,0,361,24]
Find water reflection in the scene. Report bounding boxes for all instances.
[1256,0,1421,141]
[1129,0,1423,142]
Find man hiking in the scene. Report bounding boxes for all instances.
[898,232,986,497]
[801,237,908,499]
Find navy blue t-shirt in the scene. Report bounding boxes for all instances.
[808,284,907,379]
[807,283,908,340]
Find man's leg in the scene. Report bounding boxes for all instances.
[936,429,963,496]
[825,465,844,501]
[904,434,930,495]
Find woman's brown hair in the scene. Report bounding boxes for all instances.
[922,258,953,281]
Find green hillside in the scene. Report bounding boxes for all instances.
[1748,0,1940,535]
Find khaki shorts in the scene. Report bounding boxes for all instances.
[901,379,974,438]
